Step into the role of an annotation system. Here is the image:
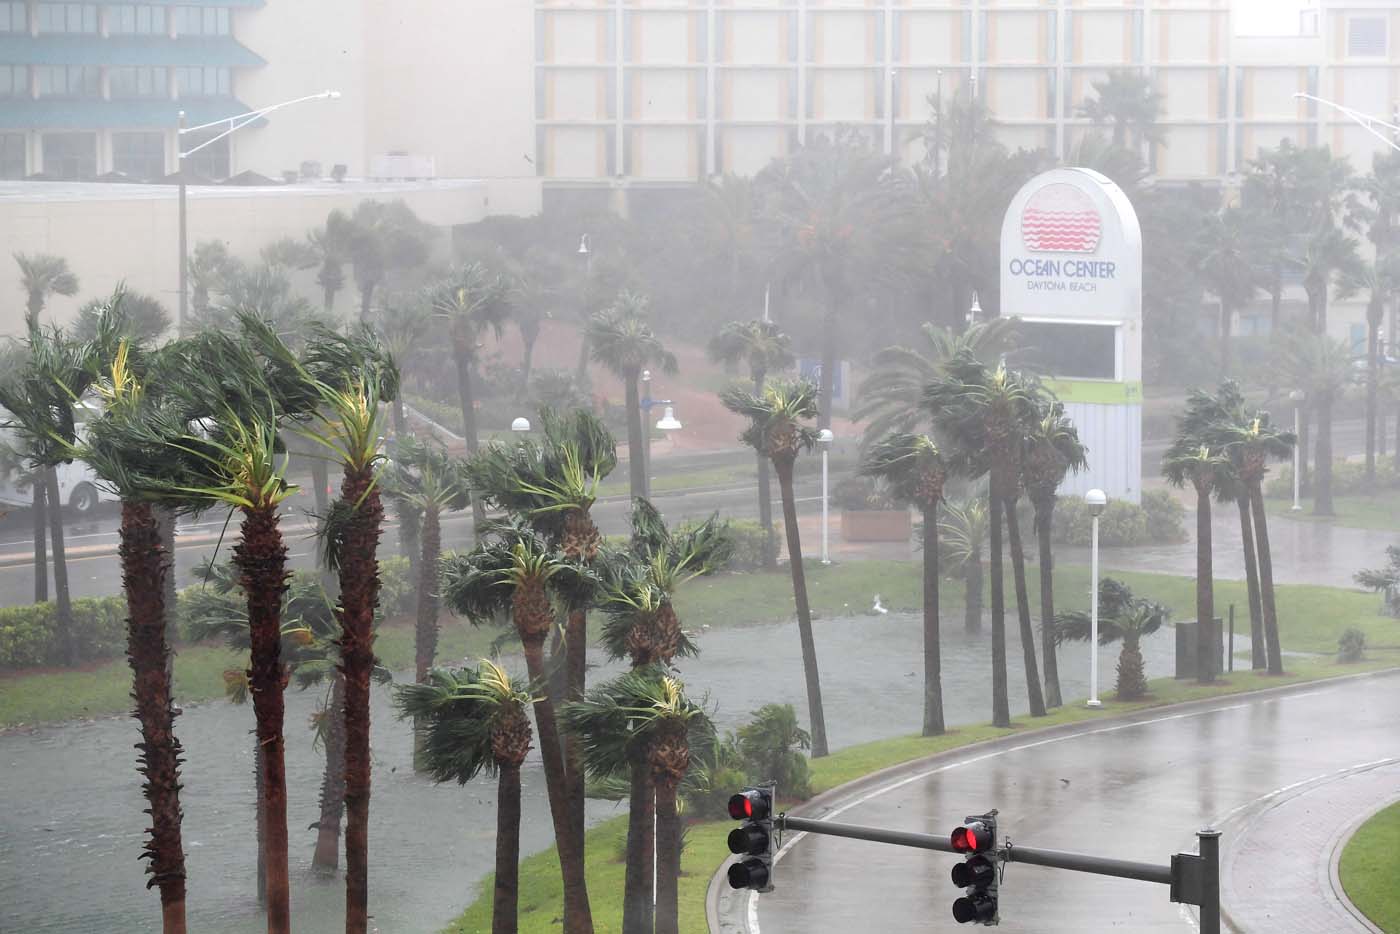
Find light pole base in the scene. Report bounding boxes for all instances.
[1086,699,1103,708]
[820,559,832,566]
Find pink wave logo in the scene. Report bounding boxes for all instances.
[1021,183,1101,253]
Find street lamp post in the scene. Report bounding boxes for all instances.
[818,429,833,564]
[654,406,682,500]
[1086,489,1108,708]
[639,369,674,501]
[176,90,340,336]
[1289,389,1305,511]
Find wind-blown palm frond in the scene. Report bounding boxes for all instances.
[585,290,678,378]
[719,377,821,461]
[393,660,533,783]
[861,432,946,509]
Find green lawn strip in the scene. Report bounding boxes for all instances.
[596,463,756,499]
[1340,799,1400,932]
[1271,488,1400,532]
[442,657,1399,933]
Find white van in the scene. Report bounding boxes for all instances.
[0,407,117,517]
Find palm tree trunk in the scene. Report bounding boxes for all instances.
[1035,500,1062,708]
[255,735,266,905]
[156,507,178,659]
[1367,316,1380,486]
[359,283,373,324]
[32,479,47,603]
[312,674,347,872]
[1314,391,1335,516]
[121,500,188,934]
[1004,500,1046,717]
[1299,404,1312,495]
[754,373,776,570]
[921,505,945,736]
[234,504,290,934]
[521,640,594,934]
[774,456,829,757]
[1269,278,1282,332]
[564,607,588,863]
[414,507,442,683]
[1250,481,1285,675]
[1237,495,1265,671]
[1219,302,1233,377]
[988,489,1011,728]
[339,466,385,934]
[454,341,488,531]
[817,292,840,431]
[44,467,75,667]
[574,332,591,385]
[521,338,536,387]
[1194,483,1215,684]
[654,779,682,934]
[624,367,646,502]
[965,549,983,633]
[492,763,523,934]
[388,388,417,571]
[621,755,654,934]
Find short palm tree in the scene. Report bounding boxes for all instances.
[863,432,948,735]
[442,525,595,934]
[721,377,829,756]
[395,661,534,934]
[1162,439,1230,683]
[586,290,677,501]
[1075,69,1164,151]
[708,318,795,569]
[1055,579,1168,701]
[561,668,713,934]
[430,262,513,528]
[186,239,236,324]
[340,199,433,322]
[938,495,988,633]
[1021,402,1087,708]
[15,251,79,331]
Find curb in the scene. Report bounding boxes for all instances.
[706,666,1400,934]
[1327,796,1397,934]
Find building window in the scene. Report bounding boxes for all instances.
[112,131,165,179]
[182,128,229,179]
[36,3,99,34]
[110,65,168,98]
[0,1,28,32]
[0,64,26,97]
[175,65,230,97]
[1348,17,1387,58]
[35,65,101,98]
[107,4,167,35]
[0,133,24,178]
[42,132,98,179]
[173,6,229,36]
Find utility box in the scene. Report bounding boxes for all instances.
[1175,620,1224,680]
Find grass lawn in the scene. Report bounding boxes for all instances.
[1340,799,1400,932]
[5,560,1397,729]
[1271,486,1400,532]
[441,656,1399,933]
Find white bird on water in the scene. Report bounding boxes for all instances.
[871,594,889,615]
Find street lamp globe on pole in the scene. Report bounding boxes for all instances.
[818,429,834,565]
[1085,488,1108,708]
[511,416,531,433]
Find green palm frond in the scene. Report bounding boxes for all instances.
[861,432,944,508]
[707,319,794,380]
[393,660,533,783]
[560,665,713,780]
[719,376,821,459]
[585,290,678,378]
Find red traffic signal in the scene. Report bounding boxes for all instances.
[728,790,771,821]
[951,820,994,853]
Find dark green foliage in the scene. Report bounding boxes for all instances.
[74,290,171,344]
[831,474,901,511]
[1338,627,1367,663]
[1355,546,1400,618]
[1041,491,1186,547]
[0,597,127,669]
[735,703,812,799]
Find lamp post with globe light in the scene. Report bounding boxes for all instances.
[818,428,833,564]
[1086,488,1108,707]
[1289,390,1305,511]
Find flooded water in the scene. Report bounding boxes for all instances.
[0,611,1175,933]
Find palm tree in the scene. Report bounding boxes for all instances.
[1076,69,1164,152]
[1296,225,1362,334]
[309,215,350,313]
[1191,207,1259,376]
[395,661,534,934]
[939,495,987,634]
[15,251,79,331]
[562,667,713,934]
[863,433,948,734]
[74,290,171,344]
[708,318,795,569]
[1162,438,1229,683]
[1271,331,1356,516]
[442,525,595,934]
[431,262,512,528]
[699,173,764,297]
[186,240,235,325]
[1344,260,1396,486]
[586,290,677,502]
[1021,403,1087,708]
[339,200,434,322]
[1055,580,1168,701]
[1212,457,1265,671]
[721,377,830,756]
[926,353,1045,726]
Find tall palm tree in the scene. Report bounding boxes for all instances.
[926,353,1045,726]
[708,318,795,569]
[1076,69,1164,152]
[1021,403,1087,708]
[561,668,713,934]
[339,200,433,322]
[372,298,433,572]
[586,290,677,502]
[15,251,79,331]
[1191,207,1259,376]
[863,433,948,734]
[395,661,534,934]
[1055,579,1168,701]
[1271,331,1356,515]
[1296,225,1362,334]
[1162,439,1229,683]
[442,525,595,934]
[721,377,830,756]
[1344,260,1396,486]
[1213,458,1265,670]
[699,173,764,297]
[939,495,987,633]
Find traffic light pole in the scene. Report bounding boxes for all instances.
[775,815,1221,934]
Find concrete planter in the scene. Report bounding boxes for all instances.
[841,508,912,542]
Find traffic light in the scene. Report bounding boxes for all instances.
[726,787,775,892]
[950,813,998,924]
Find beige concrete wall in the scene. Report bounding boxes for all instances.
[0,181,491,337]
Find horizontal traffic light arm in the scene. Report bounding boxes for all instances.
[780,815,960,854]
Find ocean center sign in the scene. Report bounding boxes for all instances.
[1000,168,1143,502]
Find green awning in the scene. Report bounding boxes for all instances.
[0,97,255,129]
[0,35,265,67]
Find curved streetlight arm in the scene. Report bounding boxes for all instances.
[1293,92,1400,154]
[179,90,341,158]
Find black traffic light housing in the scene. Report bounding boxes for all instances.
[950,812,999,925]
[726,786,775,892]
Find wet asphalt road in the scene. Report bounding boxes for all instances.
[733,671,1400,934]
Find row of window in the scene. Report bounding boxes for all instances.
[0,3,230,35]
[0,63,230,98]
[0,129,229,180]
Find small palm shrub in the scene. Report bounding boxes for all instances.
[1338,627,1367,663]
[736,703,813,799]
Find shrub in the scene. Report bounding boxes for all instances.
[0,597,127,670]
[1338,627,1367,663]
[1043,491,1185,548]
[1266,460,1400,499]
[1140,490,1188,544]
[736,703,813,800]
[832,474,899,511]
[378,555,414,616]
[708,519,767,571]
